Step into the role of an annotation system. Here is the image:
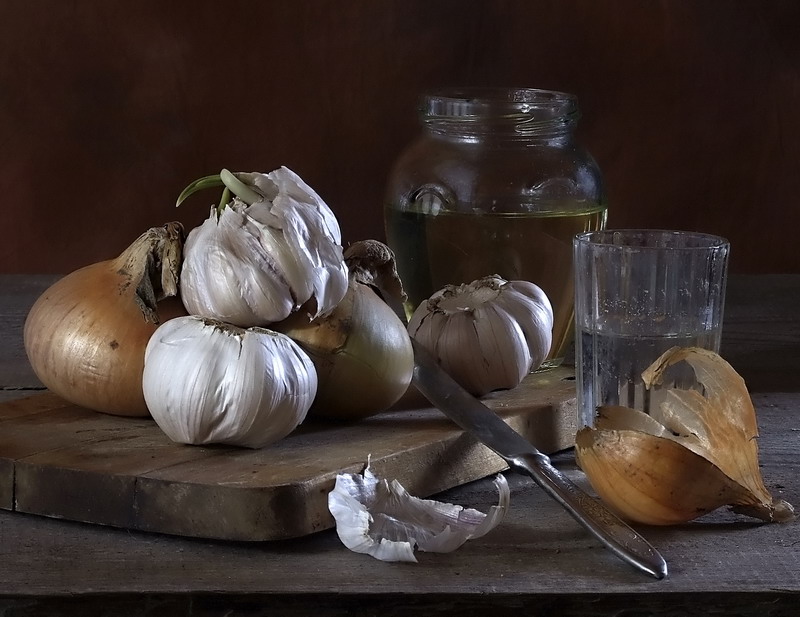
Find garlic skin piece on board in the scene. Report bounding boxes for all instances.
[407,275,554,396]
[575,347,795,525]
[142,316,317,448]
[328,464,510,562]
[180,166,349,326]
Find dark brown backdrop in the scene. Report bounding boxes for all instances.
[2,0,798,274]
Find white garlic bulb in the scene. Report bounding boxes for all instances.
[179,166,349,327]
[407,275,554,396]
[142,315,317,448]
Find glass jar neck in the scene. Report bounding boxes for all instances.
[420,88,579,143]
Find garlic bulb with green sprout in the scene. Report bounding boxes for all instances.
[407,275,554,396]
[177,167,349,327]
[142,315,317,448]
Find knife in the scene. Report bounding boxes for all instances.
[410,337,668,580]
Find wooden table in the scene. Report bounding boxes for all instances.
[1,274,799,616]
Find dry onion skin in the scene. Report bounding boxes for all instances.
[24,223,185,417]
[575,347,795,525]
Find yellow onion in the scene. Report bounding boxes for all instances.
[274,278,413,420]
[24,223,185,417]
[576,347,795,525]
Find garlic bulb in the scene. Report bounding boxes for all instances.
[179,166,349,326]
[576,347,795,525]
[142,315,317,448]
[407,275,554,396]
[328,463,509,562]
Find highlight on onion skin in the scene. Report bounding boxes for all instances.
[23,223,185,417]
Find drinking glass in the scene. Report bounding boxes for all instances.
[574,230,729,428]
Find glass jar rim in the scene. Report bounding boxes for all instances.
[419,87,580,137]
[422,87,578,119]
[575,229,730,251]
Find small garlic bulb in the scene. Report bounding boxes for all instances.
[407,275,554,396]
[142,316,317,448]
[180,166,349,326]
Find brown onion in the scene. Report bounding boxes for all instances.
[274,278,414,421]
[23,223,185,417]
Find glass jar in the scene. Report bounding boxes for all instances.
[384,87,607,368]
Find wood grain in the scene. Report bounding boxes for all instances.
[0,367,577,541]
[2,275,800,615]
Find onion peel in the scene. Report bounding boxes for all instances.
[576,347,795,525]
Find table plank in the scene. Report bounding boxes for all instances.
[0,397,797,599]
[0,274,60,393]
[1,274,799,615]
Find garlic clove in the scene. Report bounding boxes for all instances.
[243,167,349,317]
[493,280,554,370]
[179,167,349,326]
[576,347,795,525]
[407,275,554,396]
[328,464,509,562]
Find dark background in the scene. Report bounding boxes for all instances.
[2,0,798,275]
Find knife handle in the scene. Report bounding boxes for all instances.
[510,452,668,580]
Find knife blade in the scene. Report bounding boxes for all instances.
[410,338,668,580]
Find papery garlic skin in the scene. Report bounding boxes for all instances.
[328,464,509,562]
[407,275,554,396]
[180,166,349,326]
[143,315,317,448]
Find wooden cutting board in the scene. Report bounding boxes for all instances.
[0,367,577,541]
